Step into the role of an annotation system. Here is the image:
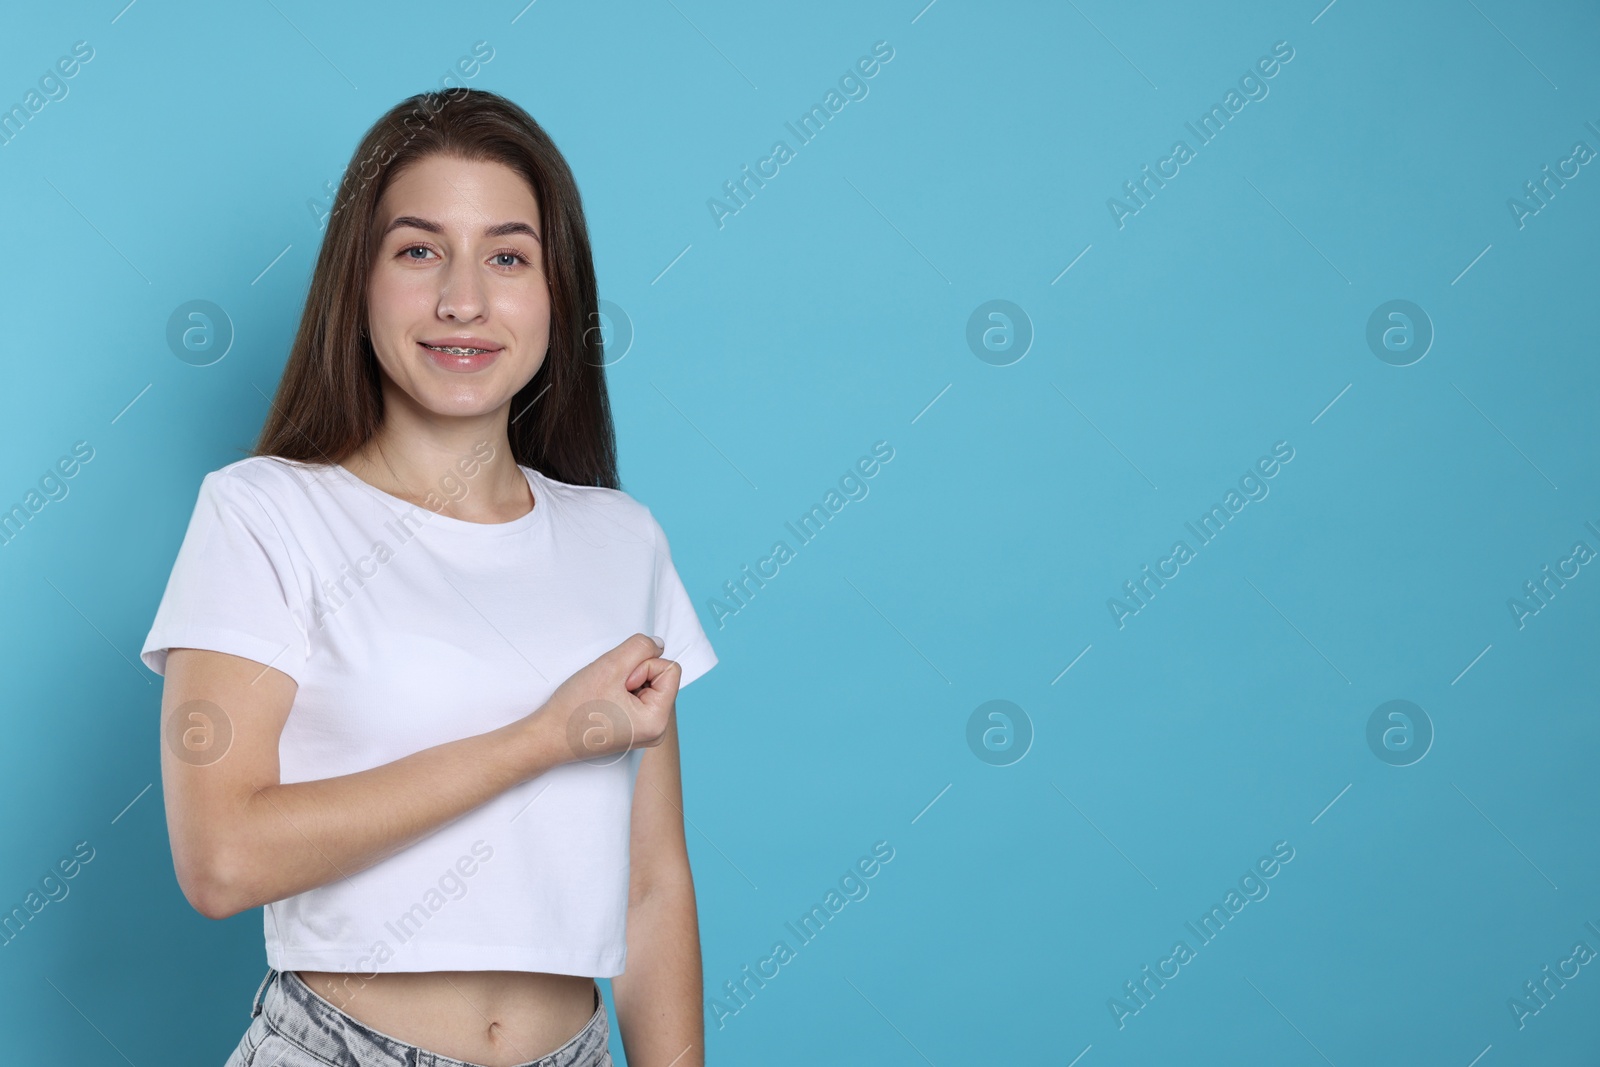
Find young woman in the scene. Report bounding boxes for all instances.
[141,88,716,1067]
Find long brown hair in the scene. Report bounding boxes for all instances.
[254,87,619,490]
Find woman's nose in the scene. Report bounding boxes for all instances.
[436,255,487,319]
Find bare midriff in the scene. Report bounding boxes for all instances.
[293,969,598,1067]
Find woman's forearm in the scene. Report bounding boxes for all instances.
[613,877,705,1067]
[201,716,558,918]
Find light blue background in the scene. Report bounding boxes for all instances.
[2,0,1597,1063]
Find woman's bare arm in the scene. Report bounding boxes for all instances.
[161,646,558,919]
[612,709,705,1067]
[161,633,672,920]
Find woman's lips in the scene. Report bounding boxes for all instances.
[419,341,501,372]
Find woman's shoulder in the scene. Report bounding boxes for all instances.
[528,467,657,537]
[197,454,331,515]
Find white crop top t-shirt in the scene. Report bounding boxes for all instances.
[139,453,718,977]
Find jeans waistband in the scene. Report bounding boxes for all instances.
[252,967,609,1067]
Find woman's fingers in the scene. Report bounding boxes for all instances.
[632,655,681,696]
[627,658,681,745]
[615,634,665,691]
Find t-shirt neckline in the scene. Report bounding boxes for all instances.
[324,460,550,538]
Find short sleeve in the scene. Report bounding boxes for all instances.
[140,470,308,685]
[647,510,718,689]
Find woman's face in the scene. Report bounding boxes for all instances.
[365,153,549,420]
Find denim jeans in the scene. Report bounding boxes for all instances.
[223,967,613,1067]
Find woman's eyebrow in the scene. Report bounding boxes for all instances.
[382,215,541,240]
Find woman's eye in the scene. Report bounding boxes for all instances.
[397,246,525,267]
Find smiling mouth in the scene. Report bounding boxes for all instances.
[421,343,497,355]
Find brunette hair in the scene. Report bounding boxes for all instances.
[253,87,619,490]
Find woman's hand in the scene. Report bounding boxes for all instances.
[529,633,682,766]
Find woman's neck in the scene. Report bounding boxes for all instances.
[341,431,531,523]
